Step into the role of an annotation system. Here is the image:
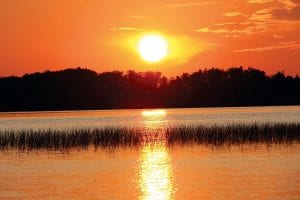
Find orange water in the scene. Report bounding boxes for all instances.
[0,144,299,199]
[0,106,299,131]
[0,106,299,199]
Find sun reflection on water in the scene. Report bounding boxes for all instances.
[139,109,174,200]
[141,109,167,135]
[139,145,173,200]
[141,109,166,117]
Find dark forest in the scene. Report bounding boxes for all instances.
[0,67,299,111]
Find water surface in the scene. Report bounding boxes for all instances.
[0,144,299,199]
[0,106,299,131]
[0,106,299,199]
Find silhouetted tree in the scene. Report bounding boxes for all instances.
[0,67,299,111]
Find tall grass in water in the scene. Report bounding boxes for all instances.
[166,123,300,146]
[0,123,299,150]
[0,128,142,151]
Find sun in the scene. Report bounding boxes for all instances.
[138,34,169,63]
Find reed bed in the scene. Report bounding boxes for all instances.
[0,128,142,151]
[166,123,300,146]
[0,123,299,151]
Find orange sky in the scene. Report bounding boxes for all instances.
[0,0,300,77]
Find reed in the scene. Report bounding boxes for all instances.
[166,123,300,146]
[0,123,299,150]
[0,128,142,151]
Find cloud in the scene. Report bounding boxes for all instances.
[234,41,300,52]
[278,0,299,10]
[247,0,300,20]
[273,33,284,38]
[272,5,300,20]
[124,15,145,19]
[224,12,243,17]
[196,0,300,37]
[196,21,269,36]
[109,27,144,31]
[249,8,275,21]
[247,0,273,3]
[163,1,215,8]
[201,0,300,37]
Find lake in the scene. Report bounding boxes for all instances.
[0,106,299,199]
[0,106,299,131]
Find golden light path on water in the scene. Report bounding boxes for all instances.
[141,109,167,117]
[139,109,174,200]
[139,145,173,200]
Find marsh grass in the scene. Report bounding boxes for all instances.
[0,128,142,151]
[0,123,299,151]
[166,123,300,146]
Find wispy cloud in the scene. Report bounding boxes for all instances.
[249,7,275,21]
[278,0,299,10]
[234,41,300,52]
[224,12,243,17]
[273,33,284,38]
[196,0,300,37]
[163,1,215,8]
[249,0,300,20]
[247,0,273,3]
[273,4,300,20]
[109,27,144,31]
[124,15,145,19]
[196,21,269,36]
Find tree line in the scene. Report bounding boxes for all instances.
[0,67,299,111]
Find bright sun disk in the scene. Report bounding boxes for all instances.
[138,34,168,63]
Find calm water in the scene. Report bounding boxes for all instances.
[0,106,300,199]
[0,145,299,200]
[0,106,299,131]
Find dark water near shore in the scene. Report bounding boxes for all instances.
[0,106,299,199]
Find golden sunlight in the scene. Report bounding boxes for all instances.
[138,35,169,63]
[139,145,173,200]
[141,109,167,117]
